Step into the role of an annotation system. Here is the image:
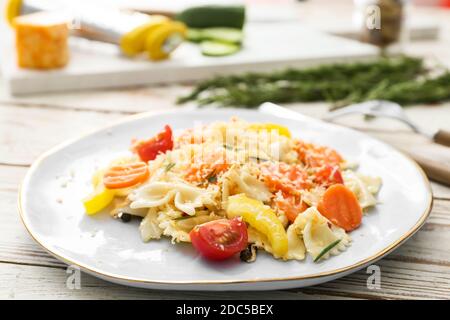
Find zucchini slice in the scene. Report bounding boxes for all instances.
[200,41,240,57]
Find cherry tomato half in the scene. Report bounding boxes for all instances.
[132,125,173,162]
[103,162,149,189]
[313,165,344,187]
[189,217,248,261]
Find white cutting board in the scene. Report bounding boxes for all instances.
[1,23,379,95]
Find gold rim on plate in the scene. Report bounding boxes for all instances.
[17,110,433,287]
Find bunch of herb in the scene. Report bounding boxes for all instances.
[177,56,450,109]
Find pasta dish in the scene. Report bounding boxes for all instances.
[83,118,381,263]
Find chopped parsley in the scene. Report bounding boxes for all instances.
[164,162,176,172]
[206,169,218,183]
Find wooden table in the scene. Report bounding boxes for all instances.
[1,2,450,300]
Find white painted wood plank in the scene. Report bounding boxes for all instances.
[0,84,187,114]
[1,257,448,299]
[0,104,123,165]
[0,263,354,300]
[431,182,450,199]
[301,259,450,300]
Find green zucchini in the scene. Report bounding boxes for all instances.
[187,28,243,44]
[201,28,243,44]
[186,28,205,43]
[176,5,246,29]
[200,41,240,57]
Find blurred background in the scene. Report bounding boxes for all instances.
[0,0,449,183]
[1,0,450,300]
[1,0,449,95]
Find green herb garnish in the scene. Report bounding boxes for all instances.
[177,56,450,109]
[223,144,234,150]
[249,156,269,162]
[164,162,176,172]
[206,169,217,183]
[313,239,341,263]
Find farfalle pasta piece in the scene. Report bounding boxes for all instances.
[157,212,190,243]
[84,117,381,264]
[227,167,272,202]
[129,182,175,208]
[129,182,218,216]
[292,207,351,261]
[343,170,381,210]
[359,174,382,195]
[139,208,163,242]
[174,213,221,233]
[300,187,325,208]
[284,224,306,260]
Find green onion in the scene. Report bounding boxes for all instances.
[314,239,341,263]
[164,162,176,172]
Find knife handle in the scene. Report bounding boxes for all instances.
[405,144,450,186]
[433,129,450,147]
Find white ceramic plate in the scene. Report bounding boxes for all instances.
[19,108,432,291]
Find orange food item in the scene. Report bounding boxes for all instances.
[294,140,343,168]
[185,151,228,183]
[259,162,311,195]
[14,12,69,69]
[274,194,309,223]
[103,162,149,189]
[317,184,362,232]
[313,164,344,187]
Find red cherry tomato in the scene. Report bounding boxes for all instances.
[189,218,248,261]
[132,125,173,162]
[314,165,344,187]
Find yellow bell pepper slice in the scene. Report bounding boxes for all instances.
[85,158,139,214]
[248,123,291,138]
[227,194,288,257]
[83,169,115,215]
[83,185,115,215]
